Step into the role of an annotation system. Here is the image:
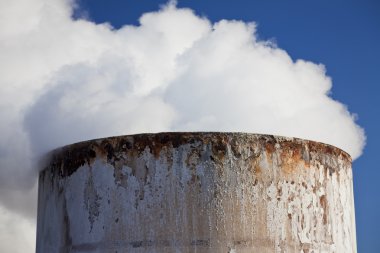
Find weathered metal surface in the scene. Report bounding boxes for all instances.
[36,132,356,253]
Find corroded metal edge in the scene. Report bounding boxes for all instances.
[41,132,351,178]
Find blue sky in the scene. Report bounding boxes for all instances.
[76,0,380,251]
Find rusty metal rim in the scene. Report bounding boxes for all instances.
[53,132,350,157]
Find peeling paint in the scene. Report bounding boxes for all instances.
[36,132,356,253]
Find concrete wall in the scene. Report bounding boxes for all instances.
[36,133,356,253]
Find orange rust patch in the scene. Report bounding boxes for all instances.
[254,164,262,175]
[265,142,275,154]
[278,143,313,175]
[320,195,328,225]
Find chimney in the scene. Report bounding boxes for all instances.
[36,132,356,252]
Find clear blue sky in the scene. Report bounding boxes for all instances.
[77,0,380,251]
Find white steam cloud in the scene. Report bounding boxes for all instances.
[0,0,365,252]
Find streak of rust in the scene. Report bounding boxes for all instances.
[319,195,328,225]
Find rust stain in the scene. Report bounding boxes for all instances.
[265,142,276,154]
[319,195,328,225]
[254,164,262,175]
[280,147,302,175]
[211,135,228,161]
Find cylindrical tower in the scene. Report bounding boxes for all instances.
[36,132,356,253]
